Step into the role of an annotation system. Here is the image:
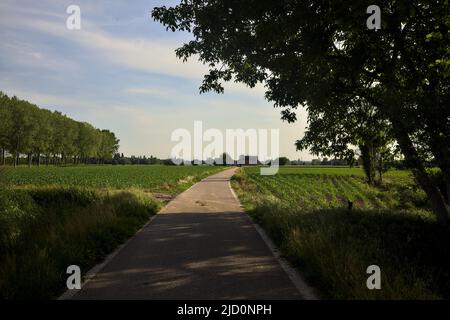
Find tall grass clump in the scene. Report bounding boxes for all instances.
[0,187,160,299]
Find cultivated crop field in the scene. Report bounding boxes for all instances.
[240,166,423,211]
[232,167,450,299]
[1,165,224,194]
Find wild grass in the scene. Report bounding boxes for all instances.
[0,187,160,299]
[232,167,450,299]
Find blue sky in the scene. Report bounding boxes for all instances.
[0,0,312,160]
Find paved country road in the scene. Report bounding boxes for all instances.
[69,168,305,300]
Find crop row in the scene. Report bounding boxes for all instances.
[242,167,420,210]
[2,165,224,194]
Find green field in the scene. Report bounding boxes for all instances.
[232,166,450,299]
[0,165,224,299]
[1,165,224,194]
[240,166,424,211]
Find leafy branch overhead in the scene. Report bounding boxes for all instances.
[152,0,449,225]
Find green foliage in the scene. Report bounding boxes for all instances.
[0,189,38,256]
[0,187,160,299]
[276,157,290,166]
[296,101,397,184]
[0,92,120,166]
[0,93,13,151]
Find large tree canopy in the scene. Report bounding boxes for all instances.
[152,0,450,224]
[296,99,396,184]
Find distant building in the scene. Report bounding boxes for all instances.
[238,155,259,165]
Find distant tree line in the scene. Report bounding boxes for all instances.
[0,92,120,167]
[111,153,175,165]
[308,158,349,166]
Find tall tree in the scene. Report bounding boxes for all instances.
[0,92,12,165]
[7,97,36,167]
[98,130,120,163]
[76,122,100,164]
[33,109,53,167]
[61,116,78,165]
[296,100,395,184]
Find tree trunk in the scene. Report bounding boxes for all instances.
[412,168,448,226]
[393,127,448,226]
[447,178,450,205]
[377,156,383,184]
[439,169,450,204]
[1,148,5,166]
[27,153,32,168]
[359,143,375,185]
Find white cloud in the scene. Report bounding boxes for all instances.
[2,7,266,97]
[0,2,270,98]
[125,86,175,97]
[14,17,208,80]
[1,88,72,108]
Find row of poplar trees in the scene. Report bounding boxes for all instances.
[0,92,119,167]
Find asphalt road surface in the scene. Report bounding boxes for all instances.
[71,168,302,300]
